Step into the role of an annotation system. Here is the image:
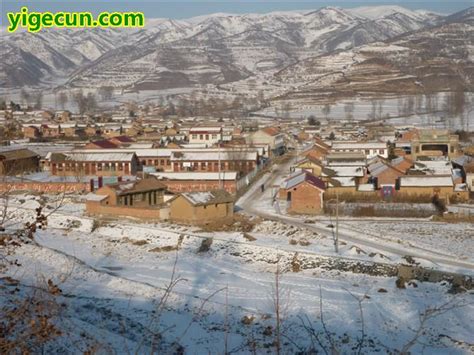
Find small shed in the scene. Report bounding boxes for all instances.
[279,171,326,215]
[169,190,234,225]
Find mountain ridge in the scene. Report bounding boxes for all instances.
[0,6,460,90]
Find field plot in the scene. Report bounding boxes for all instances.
[2,194,473,353]
[341,220,474,263]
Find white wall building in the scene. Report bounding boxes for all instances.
[331,141,388,159]
[189,126,223,146]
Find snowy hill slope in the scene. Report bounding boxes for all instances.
[0,6,448,89]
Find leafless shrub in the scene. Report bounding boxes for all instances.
[0,278,64,353]
[400,299,471,354]
[197,238,213,253]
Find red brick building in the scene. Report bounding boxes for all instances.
[85,140,119,149]
[279,171,326,214]
[85,177,167,220]
[0,148,40,176]
[49,151,139,177]
[152,172,238,194]
[170,151,258,176]
[23,126,41,139]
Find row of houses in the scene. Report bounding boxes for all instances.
[280,130,472,215]
[84,176,235,225]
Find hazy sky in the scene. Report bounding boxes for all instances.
[2,0,472,20]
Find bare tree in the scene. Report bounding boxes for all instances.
[400,298,470,354]
[33,91,43,110]
[20,88,30,107]
[58,92,68,110]
[98,86,114,101]
[344,102,355,121]
[321,104,331,120]
[282,103,292,119]
[73,91,97,116]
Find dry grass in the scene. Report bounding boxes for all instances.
[433,214,474,224]
[149,245,179,253]
[198,214,262,233]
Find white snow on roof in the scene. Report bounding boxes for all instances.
[328,166,365,177]
[281,171,305,190]
[85,193,107,202]
[152,172,237,181]
[332,142,387,150]
[414,160,452,175]
[358,184,375,192]
[73,148,172,158]
[64,152,136,162]
[172,151,257,161]
[73,148,261,159]
[181,191,214,205]
[190,126,222,132]
[400,175,453,187]
[331,176,356,187]
[454,184,467,192]
[128,143,154,149]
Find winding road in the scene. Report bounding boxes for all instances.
[237,153,474,274]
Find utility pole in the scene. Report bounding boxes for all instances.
[218,138,222,189]
[335,190,339,253]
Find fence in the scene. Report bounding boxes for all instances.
[0,181,91,194]
[236,163,263,191]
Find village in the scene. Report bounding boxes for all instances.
[1,101,474,353]
[1,101,474,224]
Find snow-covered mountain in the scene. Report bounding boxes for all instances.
[265,6,474,106]
[0,6,447,89]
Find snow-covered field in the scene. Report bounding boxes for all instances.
[1,193,474,353]
[342,221,474,263]
[254,93,474,131]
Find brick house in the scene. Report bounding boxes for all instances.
[171,150,258,176]
[390,156,413,174]
[85,177,167,220]
[63,125,86,138]
[152,172,239,194]
[410,130,461,160]
[109,135,135,147]
[398,175,455,199]
[85,140,119,149]
[465,162,474,192]
[367,160,405,188]
[73,148,174,173]
[0,148,40,176]
[85,125,101,137]
[295,156,324,176]
[248,127,285,156]
[303,145,329,161]
[189,126,223,146]
[23,126,41,139]
[41,124,62,138]
[169,190,234,225]
[137,150,172,172]
[331,141,388,159]
[279,171,326,214]
[49,151,139,177]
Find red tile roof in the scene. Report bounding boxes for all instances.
[111,136,135,143]
[89,140,118,149]
[261,127,281,136]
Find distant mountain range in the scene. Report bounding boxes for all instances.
[268,6,474,104]
[0,5,472,92]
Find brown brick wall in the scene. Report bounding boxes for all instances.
[0,182,90,194]
[398,187,468,201]
[86,201,163,220]
[285,182,324,215]
[375,168,403,186]
[160,180,237,194]
[169,196,234,224]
